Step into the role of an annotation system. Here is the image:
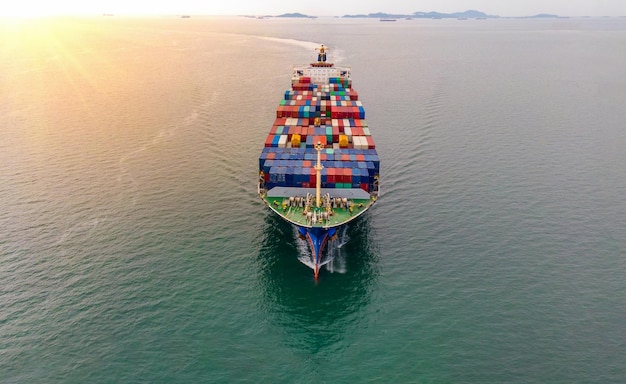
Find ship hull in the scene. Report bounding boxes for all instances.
[298,226,337,278]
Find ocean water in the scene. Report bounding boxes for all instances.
[1,16,625,383]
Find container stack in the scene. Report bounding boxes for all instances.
[259,75,379,193]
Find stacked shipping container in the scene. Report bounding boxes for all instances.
[260,76,380,193]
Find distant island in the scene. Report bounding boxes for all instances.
[528,14,560,18]
[242,13,316,19]
[276,13,316,19]
[242,10,562,20]
[342,10,561,19]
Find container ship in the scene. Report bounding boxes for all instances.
[258,45,380,278]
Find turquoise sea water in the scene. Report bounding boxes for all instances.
[1,16,625,383]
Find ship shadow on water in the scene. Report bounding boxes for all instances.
[256,214,379,353]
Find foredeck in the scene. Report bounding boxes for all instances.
[260,187,376,228]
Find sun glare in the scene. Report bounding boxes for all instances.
[1,1,90,17]
[1,4,52,17]
[0,0,169,17]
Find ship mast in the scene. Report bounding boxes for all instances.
[314,141,324,207]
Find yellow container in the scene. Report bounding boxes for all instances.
[291,134,301,147]
[339,134,349,148]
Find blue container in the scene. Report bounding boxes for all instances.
[285,166,294,184]
[352,170,361,188]
[278,167,287,186]
[269,166,278,183]
[321,168,328,183]
[298,168,307,184]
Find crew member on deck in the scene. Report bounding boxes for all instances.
[316,44,328,62]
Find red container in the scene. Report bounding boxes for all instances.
[338,168,346,183]
[327,168,336,183]
[313,136,327,147]
[360,183,369,192]
[366,136,375,149]
[332,127,339,142]
[344,168,352,184]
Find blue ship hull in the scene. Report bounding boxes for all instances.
[298,226,337,279]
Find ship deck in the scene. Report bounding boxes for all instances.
[260,187,375,228]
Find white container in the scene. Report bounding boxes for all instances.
[278,135,288,148]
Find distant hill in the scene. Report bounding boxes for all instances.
[276,13,316,18]
[264,10,559,19]
[342,10,566,19]
[528,14,559,18]
[343,10,496,19]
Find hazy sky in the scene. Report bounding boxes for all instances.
[2,0,626,17]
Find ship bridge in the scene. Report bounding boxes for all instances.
[293,65,351,85]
